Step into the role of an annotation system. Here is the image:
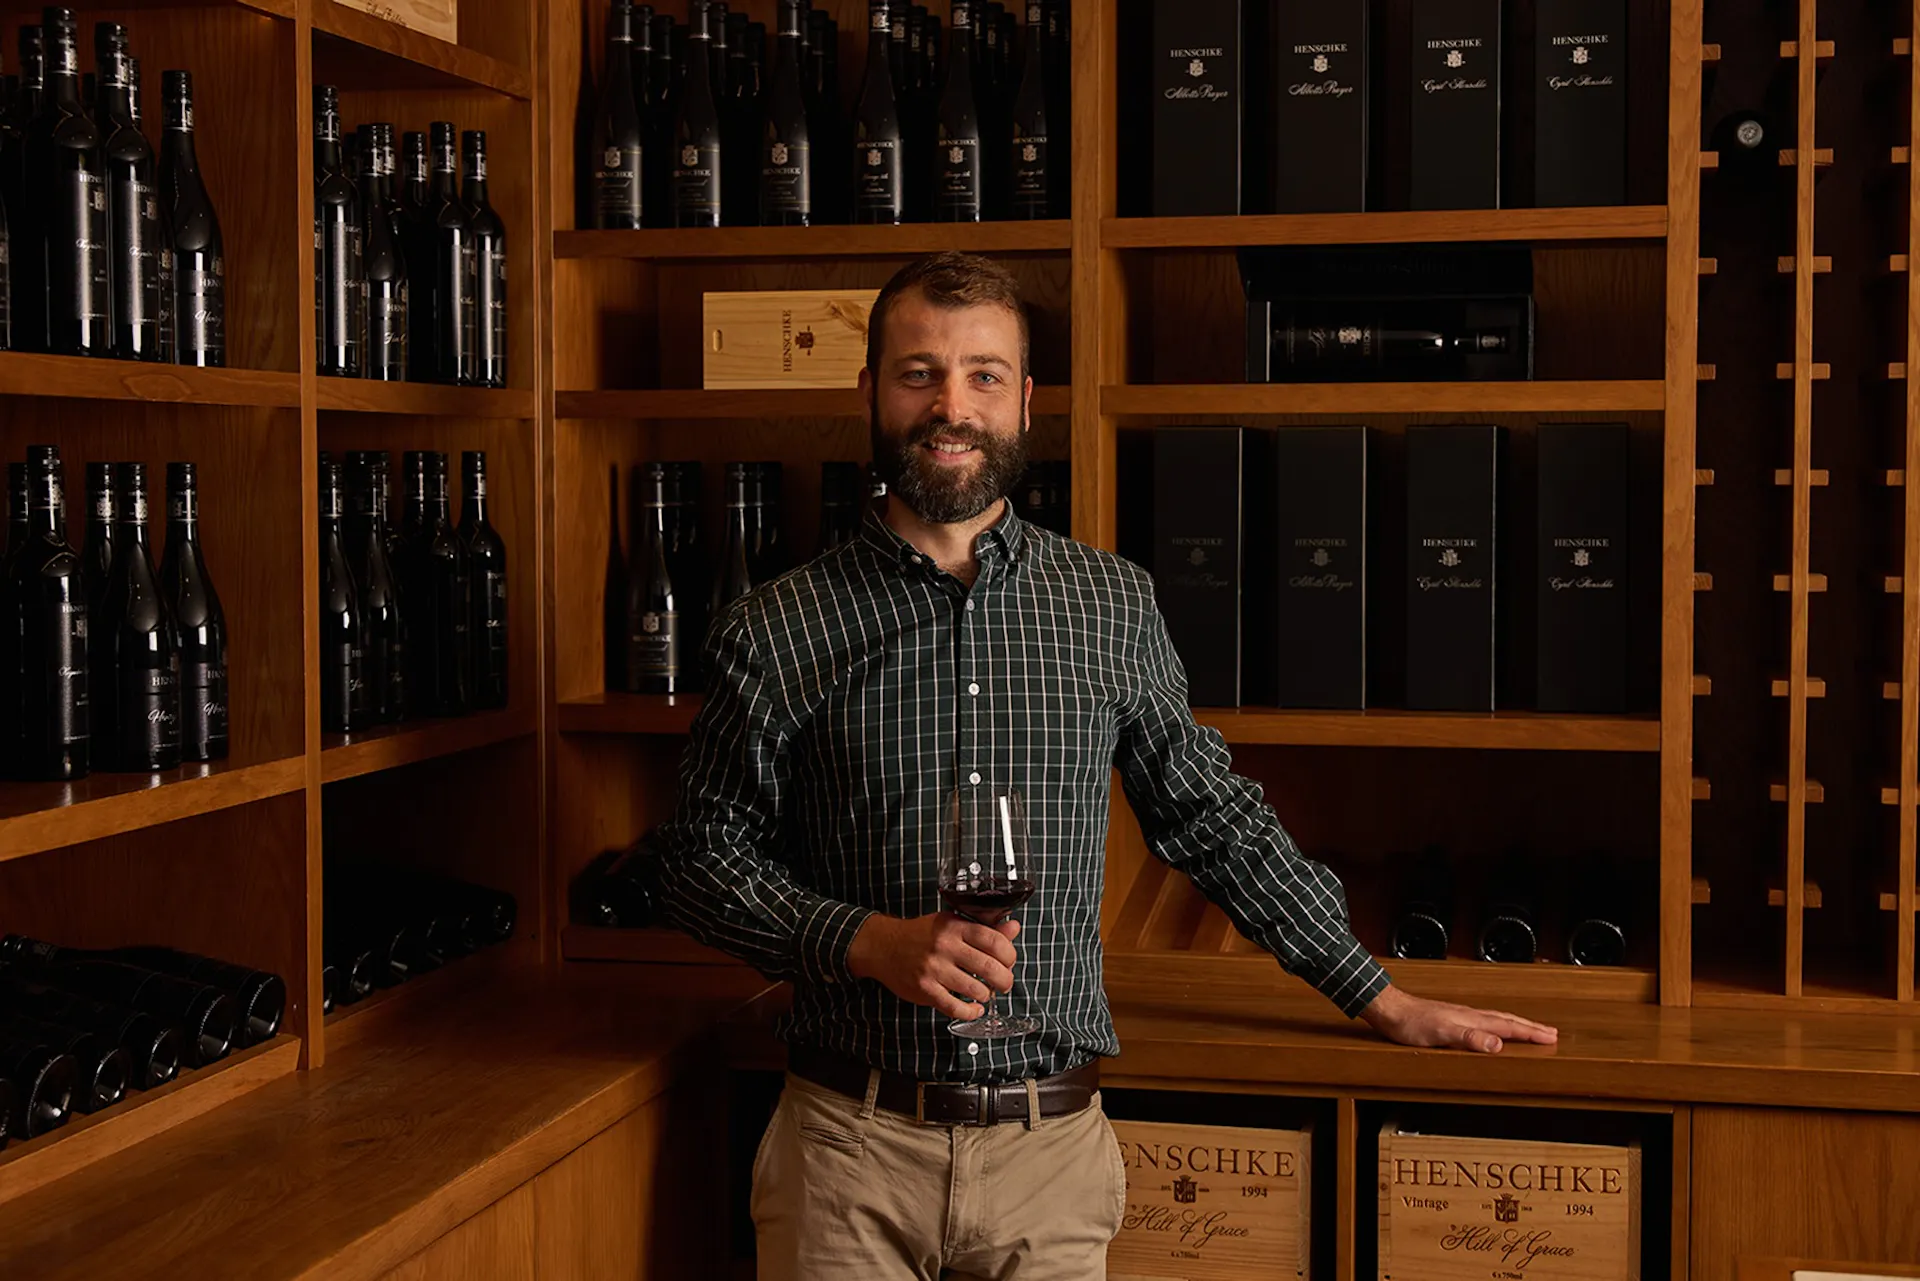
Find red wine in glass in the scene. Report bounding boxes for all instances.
[938,785,1040,1038]
[938,879,1034,927]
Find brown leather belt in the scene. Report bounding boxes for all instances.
[788,1045,1100,1127]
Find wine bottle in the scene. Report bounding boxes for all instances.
[159,70,222,367]
[400,452,470,717]
[759,0,811,226]
[360,121,407,381]
[1709,108,1777,180]
[33,8,108,357]
[1476,854,1540,964]
[673,0,723,227]
[1389,848,1453,960]
[401,129,429,214]
[319,456,367,734]
[626,461,679,694]
[709,0,731,95]
[158,461,226,762]
[0,1013,127,1112]
[3,26,42,352]
[346,452,402,724]
[98,462,180,772]
[318,932,379,1006]
[750,460,787,580]
[129,57,173,363]
[719,10,754,225]
[1566,857,1630,967]
[0,970,181,1088]
[95,23,160,361]
[13,445,88,780]
[643,13,677,228]
[462,131,507,388]
[593,1,647,230]
[459,450,507,710]
[1002,0,1047,220]
[711,461,755,624]
[1260,308,1517,382]
[425,122,472,386]
[932,0,981,222]
[4,954,234,1067]
[850,0,903,224]
[9,940,285,1048]
[570,844,657,928]
[603,464,625,691]
[1041,0,1066,215]
[78,459,114,617]
[4,461,26,563]
[314,86,361,378]
[0,1034,74,1136]
[400,130,438,382]
[818,460,864,553]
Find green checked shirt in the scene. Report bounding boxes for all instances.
[649,502,1390,1083]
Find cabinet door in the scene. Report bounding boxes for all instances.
[382,1184,537,1281]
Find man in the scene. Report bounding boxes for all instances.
[650,252,1557,1280]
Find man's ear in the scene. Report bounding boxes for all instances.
[1022,375,1034,433]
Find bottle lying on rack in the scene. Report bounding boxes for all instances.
[0,970,183,1089]
[570,843,659,929]
[1245,298,1535,383]
[1391,847,1455,961]
[0,1012,128,1113]
[324,864,517,1006]
[4,938,284,1049]
[0,939,237,1068]
[0,1033,73,1138]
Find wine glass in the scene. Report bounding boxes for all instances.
[937,784,1040,1039]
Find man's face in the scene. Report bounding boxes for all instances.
[863,291,1031,525]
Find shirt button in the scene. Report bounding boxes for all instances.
[964,599,976,612]
[969,771,982,785]
[968,682,980,696]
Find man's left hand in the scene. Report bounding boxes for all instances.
[1358,984,1558,1054]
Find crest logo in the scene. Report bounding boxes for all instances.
[867,147,884,167]
[1311,548,1331,567]
[1312,53,1330,72]
[1572,548,1591,567]
[771,142,789,165]
[1173,1174,1198,1204]
[1337,326,1363,345]
[1439,547,1461,567]
[603,146,621,167]
[1187,546,1207,567]
[1022,143,1038,162]
[949,144,966,164]
[1494,1194,1520,1223]
[1571,44,1590,64]
[680,144,699,167]
[1445,48,1465,67]
[641,613,661,634]
[1188,57,1205,76]
[795,329,816,351]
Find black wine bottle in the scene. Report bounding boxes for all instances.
[98,462,180,772]
[314,85,361,378]
[818,460,864,553]
[748,460,787,580]
[719,10,756,225]
[4,461,26,563]
[346,452,402,724]
[9,940,284,1048]
[400,130,437,383]
[1709,108,1777,181]
[462,131,507,388]
[0,951,234,1067]
[360,122,407,381]
[932,0,982,221]
[1003,0,1047,219]
[593,1,647,229]
[570,845,657,928]
[673,0,723,227]
[159,69,222,367]
[400,452,470,717]
[95,24,160,361]
[664,460,708,658]
[425,122,472,386]
[850,0,904,224]
[0,971,180,1088]
[78,459,114,617]
[0,1034,73,1136]
[1041,0,1067,215]
[130,57,173,363]
[0,1013,127,1112]
[459,450,507,710]
[319,456,367,734]
[760,0,811,226]
[1566,856,1630,968]
[626,461,680,694]
[1390,847,1454,960]
[158,461,226,762]
[1476,854,1540,964]
[1260,308,1517,382]
[13,445,88,780]
[33,8,108,357]
[3,26,43,351]
[318,931,379,1007]
[401,128,429,214]
[643,13,677,228]
[711,461,756,624]
[603,464,625,692]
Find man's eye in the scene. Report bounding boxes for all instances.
[903,369,932,382]
[973,372,999,386]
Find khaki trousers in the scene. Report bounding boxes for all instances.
[751,1071,1126,1281]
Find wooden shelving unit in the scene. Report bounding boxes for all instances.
[1100,205,1670,250]
[556,220,1074,259]
[309,0,531,97]
[320,708,535,784]
[0,756,306,864]
[1101,381,1668,416]
[0,354,300,408]
[314,379,537,418]
[558,384,1072,420]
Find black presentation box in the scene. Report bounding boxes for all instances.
[1409,0,1503,210]
[1406,424,1501,710]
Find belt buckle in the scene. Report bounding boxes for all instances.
[914,1082,927,1125]
[973,1084,995,1127]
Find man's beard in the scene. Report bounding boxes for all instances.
[871,410,1029,525]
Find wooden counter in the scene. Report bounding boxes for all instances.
[0,964,776,1281]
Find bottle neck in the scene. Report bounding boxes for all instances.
[316,108,343,171]
[462,150,489,205]
[430,138,457,201]
[165,96,199,167]
[167,486,200,543]
[19,48,42,97]
[45,32,80,108]
[28,467,63,535]
[462,474,487,524]
[116,489,151,546]
[98,49,133,126]
[866,4,890,66]
[1023,8,1043,70]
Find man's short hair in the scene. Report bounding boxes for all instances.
[865,252,1030,383]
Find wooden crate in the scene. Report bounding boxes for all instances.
[1107,1118,1312,1281]
[1377,1124,1640,1281]
[333,0,457,43]
[702,289,879,390]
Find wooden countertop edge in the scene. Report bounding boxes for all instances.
[290,981,776,1281]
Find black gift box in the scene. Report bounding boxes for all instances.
[1406,424,1501,710]
[1534,0,1626,206]
[1409,0,1502,210]
[1271,0,1368,213]
[1151,0,1243,216]
[1536,422,1628,711]
[1270,426,1369,708]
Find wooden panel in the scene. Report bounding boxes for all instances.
[322,709,535,784]
[313,0,530,97]
[383,1183,537,1281]
[1103,382,1667,416]
[1898,0,1920,1004]
[549,734,684,926]
[1693,1109,1920,1277]
[559,222,1074,259]
[1102,207,1668,250]
[0,756,305,863]
[560,385,1073,417]
[315,381,536,417]
[0,354,298,406]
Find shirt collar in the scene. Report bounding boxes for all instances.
[858,498,1028,574]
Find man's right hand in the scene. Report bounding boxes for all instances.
[846,912,1020,1021]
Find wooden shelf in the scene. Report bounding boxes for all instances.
[0,755,306,863]
[563,925,748,965]
[0,0,294,15]
[556,221,1072,260]
[310,0,530,98]
[558,385,1072,419]
[1101,381,1665,416]
[1100,205,1668,250]
[0,1034,298,1206]
[324,943,518,1055]
[315,376,536,419]
[560,693,1656,752]
[0,352,298,408]
[320,707,534,784]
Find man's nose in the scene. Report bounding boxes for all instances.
[929,370,970,421]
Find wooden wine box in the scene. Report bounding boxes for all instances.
[1377,1123,1641,1281]
[702,289,880,390]
[332,0,457,43]
[1107,1118,1312,1280]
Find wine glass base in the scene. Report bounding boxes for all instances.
[947,1011,1041,1039]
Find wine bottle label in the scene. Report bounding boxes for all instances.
[368,288,408,377]
[760,139,811,213]
[126,490,149,523]
[871,5,890,31]
[178,257,225,364]
[628,610,680,679]
[93,492,113,521]
[53,170,110,332]
[181,660,227,758]
[318,109,340,143]
[121,666,180,764]
[169,491,196,522]
[168,96,192,132]
[953,1,970,27]
[672,146,723,221]
[1027,4,1041,22]
[595,146,645,227]
[53,42,76,76]
[934,136,981,209]
[46,602,89,745]
[1008,134,1047,203]
[111,177,153,336]
[853,138,902,209]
